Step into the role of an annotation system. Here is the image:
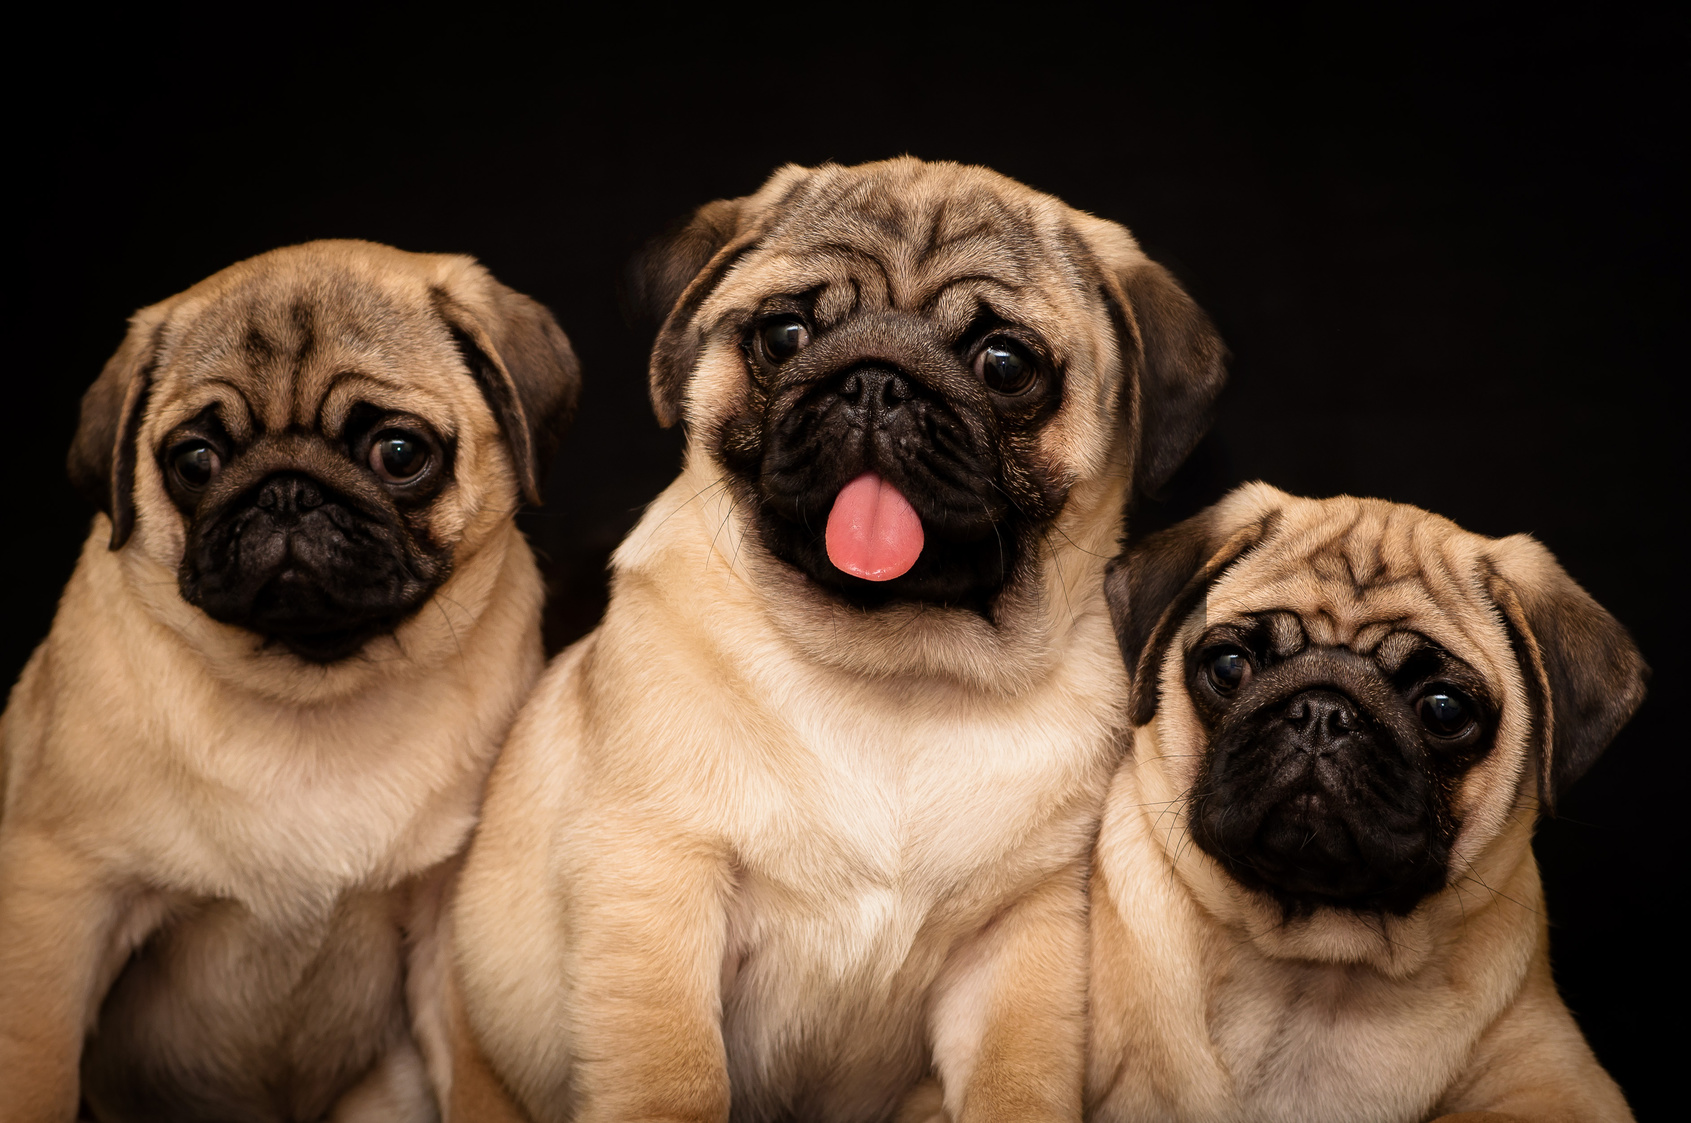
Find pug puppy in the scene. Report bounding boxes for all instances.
[447,157,1227,1123]
[1088,483,1645,1123]
[0,240,580,1123]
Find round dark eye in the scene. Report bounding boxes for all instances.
[1206,648,1252,693]
[170,440,220,491]
[759,318,810,362]
[1418,690,1474,737]
[370,430,430,483]
[975,338,1038,395]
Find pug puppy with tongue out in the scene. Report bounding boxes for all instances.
[448,158,1227,1123]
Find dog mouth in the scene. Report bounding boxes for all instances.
[823,471,926,582]
[1191,687,1452,915]
[180,471,448,662]
[1217,777,1437,913]
[239,566,417,663]
[726,370,1058,609]
[744,400,1024,608]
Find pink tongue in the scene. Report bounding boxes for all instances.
[825,471,925,581]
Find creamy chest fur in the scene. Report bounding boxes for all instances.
[9,522,541,913]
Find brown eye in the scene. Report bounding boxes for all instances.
[1417,689,1475,738]
[170,440,220,491]
[369,430,430,483]
[975,338,1037,395]
[759,318,810,362]
[1206,647,1252,693]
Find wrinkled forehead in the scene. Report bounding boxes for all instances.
[1201,502,1505,669]
[151,267,463,436]
[167,268,451,378]
[711,167,1101,349]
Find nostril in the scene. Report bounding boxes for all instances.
[884,374,913,406]
[1287,699,1311,728]
[839,372,863,401]
[1328,705,1355,734]
[249,475,333,518]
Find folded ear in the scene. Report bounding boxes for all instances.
[1116,259,1229,498]
[433,273,581,507]
[1106,497,1277,724]
[1485,537,1648,815]
[623,196,757,428]
[67,303,173,549]
[1074,216,1228,501]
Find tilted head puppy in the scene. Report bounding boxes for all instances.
[0,240,579,1122]
[448,157,1227,1123]
[1087,483,1645,1123]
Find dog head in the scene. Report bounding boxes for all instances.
[68,240,579,674]
[627,159,1225,678]
[1106,483,1646,962]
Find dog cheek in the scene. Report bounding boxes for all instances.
[716,411,763,475]
[1156,688,1213,793]
[686,343,757,439]
[1444,732,1533,869]
[1040,376,1117,485]
[996,439,1069,522]
[401,502,458,561]
[128,457,190,572]
[408,462,477,557]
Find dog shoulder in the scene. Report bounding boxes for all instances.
[1434,932,1634,1122]
[1,534,187,834]
[1088,754,1237,1122]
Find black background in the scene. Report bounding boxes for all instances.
[10,4,1682,1118]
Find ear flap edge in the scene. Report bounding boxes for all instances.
[67,315,166,549]
[432,282,581,507]
[1484,542,1648,815]
[624,197,757,429]
[1103,257,1229,501]
[1111,507,1278,725]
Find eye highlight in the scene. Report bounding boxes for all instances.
[368,429,433,484]
[169,440,221,492]
[1205,647,1253,694]
[974,337,1038,395]
[757,317,810,363]
[1417,688,1475,738]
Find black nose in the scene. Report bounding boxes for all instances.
[837,365,916,413]
[1280,689,1363,753]
[252,473,325,519]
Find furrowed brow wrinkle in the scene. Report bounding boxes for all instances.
[189,379,258,439]
[1374,629,1426,675]
[1263,610,1306,656]
[812,282,855,325]
[312,370,407,434]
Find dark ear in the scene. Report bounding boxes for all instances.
[1113,260,1229,500]
[434,280,581,507]
[67,309,168,549]
[1486,537,1648,815]
[624,197,753,427]
[1106,502,1276,724]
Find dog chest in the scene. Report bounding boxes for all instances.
[49,653,500,907]
[706,697,1113,1119]
[1196,958,1477,1123]
[79,888,414,1123]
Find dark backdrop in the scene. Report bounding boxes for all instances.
[10,5,1682,1118]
